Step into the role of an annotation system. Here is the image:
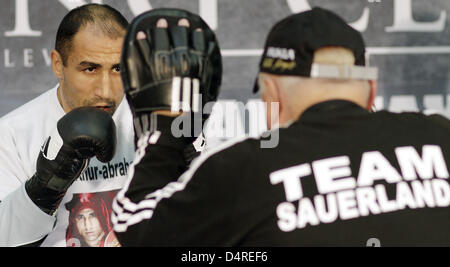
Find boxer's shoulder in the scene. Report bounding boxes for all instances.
[0,87,62,129]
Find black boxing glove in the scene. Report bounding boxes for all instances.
[25,107,117,215]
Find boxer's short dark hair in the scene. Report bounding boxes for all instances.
[55,4,129,65]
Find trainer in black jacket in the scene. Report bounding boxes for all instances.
[112,8,450,246]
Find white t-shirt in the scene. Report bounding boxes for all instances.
[0,85,135,247]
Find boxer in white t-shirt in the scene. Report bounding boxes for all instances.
[0,4,135,247]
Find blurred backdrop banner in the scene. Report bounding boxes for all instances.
[1,0,449,122]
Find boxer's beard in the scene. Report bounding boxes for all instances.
[83,97,117,115]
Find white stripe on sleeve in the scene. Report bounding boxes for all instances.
[112,134,249,232]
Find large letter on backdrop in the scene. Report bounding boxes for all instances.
[4,0,41,37]
[286,0,369,32]
[386,0,446,32]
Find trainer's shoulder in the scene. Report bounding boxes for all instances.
[211,135,261,158]
[375,110,450,129]
[192,135,261,170]
[425,113,450,131]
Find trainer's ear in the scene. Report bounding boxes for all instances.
[260,74,282,130]
[261,75,281,104]
[367,80,378,110]
[51,49,64,80]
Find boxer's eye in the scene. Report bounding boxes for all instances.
[84,67,96,73]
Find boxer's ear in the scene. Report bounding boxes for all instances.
[51,49,64,80]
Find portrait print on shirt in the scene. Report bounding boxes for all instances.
[65,191,120,247]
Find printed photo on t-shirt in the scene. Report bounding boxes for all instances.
[64,191,120,247]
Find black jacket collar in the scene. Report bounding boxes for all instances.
[297,100,370,124]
